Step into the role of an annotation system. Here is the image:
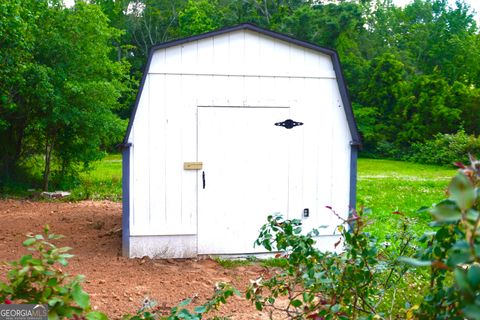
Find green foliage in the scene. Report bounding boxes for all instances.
[352,0,480,156]
[246,211,417,319]
[395,74,463,146]
[0,0,130,190]
[178,0,221,37]
[409,130,480,166]
[0,225,107,320]
[402,155,480,319]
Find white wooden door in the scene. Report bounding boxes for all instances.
[197,107,290,254]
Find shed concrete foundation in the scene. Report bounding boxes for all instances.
[127,235,197,258]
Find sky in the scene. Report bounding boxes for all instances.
[394,0,480,22]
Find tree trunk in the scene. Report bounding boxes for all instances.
[1,154,13,180]
[1,122,26,181]
[43,138,54,191]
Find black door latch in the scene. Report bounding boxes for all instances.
[275,119,304,129]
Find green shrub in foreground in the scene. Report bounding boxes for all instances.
[403,155,480,319]
[246,210,417,319]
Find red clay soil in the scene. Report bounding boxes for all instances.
[0,200,275,319]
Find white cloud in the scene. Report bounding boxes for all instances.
[63,0,74,8]
[392,0,479,22]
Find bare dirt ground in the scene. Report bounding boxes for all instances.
[0,200,273,319]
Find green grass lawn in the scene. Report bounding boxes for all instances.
[357,158,456,239]
[69,154,122,201]
[72,156,456,239]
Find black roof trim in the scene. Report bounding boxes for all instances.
[123,23,361,145]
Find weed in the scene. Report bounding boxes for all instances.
[259,258,288,269]
[213,258,252,268]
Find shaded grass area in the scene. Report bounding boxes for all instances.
[357,158,455,239]
[0,177,33,199]
[70,154,122,201]
[0,154,122,201]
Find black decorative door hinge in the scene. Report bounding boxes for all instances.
[275,119,304,129]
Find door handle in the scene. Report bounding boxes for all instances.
[202,171,206,189]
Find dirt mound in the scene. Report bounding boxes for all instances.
[0,200,272,319]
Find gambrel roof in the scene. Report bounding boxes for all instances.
[123,23,361,146]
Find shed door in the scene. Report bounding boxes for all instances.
[197,107,290,254]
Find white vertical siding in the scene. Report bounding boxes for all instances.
[148,30,335,78]
[196,37,214,75]
[127,28,352,248]
[148,75,166,233]
[130,76,150,235]
[180,41,197,73]
[331,80,353,221]
[180,75,199,230]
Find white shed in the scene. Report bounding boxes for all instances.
[121,23,361,258]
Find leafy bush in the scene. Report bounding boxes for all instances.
[246,209,417,319]
[0,225,107,320]
[408,130,480,166]
[403,155,480,319]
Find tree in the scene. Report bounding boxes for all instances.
[0,0,37,179]
[396,74,462,145]
[0,0,128,190]
[178,0,222,36]
[355,53,409,153]
[123,0,187,60]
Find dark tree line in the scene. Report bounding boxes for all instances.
[1,0,479,190]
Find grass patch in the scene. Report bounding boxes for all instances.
[0,154,122,201]
[259,258,289,268]
[69,154,122,201]
[213,257,253,268]
[213,257,289,269]
[357,158,456,239]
